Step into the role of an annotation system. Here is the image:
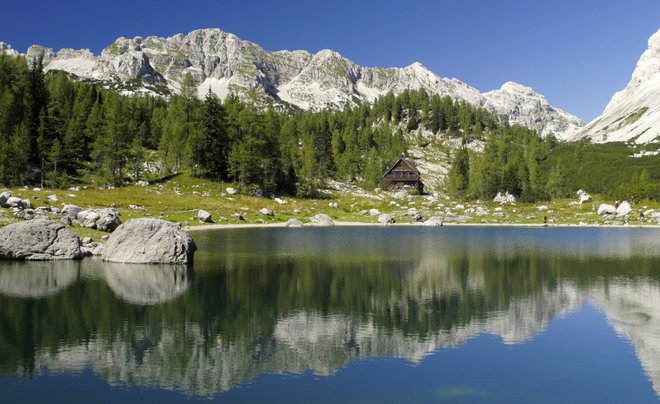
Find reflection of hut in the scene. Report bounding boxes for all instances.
[382,157,423,193]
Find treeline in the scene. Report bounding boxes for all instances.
[447,126,556,202]
[0,54,507,196]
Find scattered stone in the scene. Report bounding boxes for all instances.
[102,218,196,264]
[226,187,237,195]
[537,205,548,211]
[232,213,245,221]
[260,208,274,216]
[47,194,59,202]
[492,212,505,217]
[218,216,228,221]
[274,197,288,204]
[493,192,516,204]
[328,202,338,208]
[357,210,368,216]
[377,213,395,225]
[475,207,488,216]
[0,217,83,260]
[60,216,73,226]
[424,216,444,226]
[405,208,419,216]
[577,189,591,204]
[62,204,83,219]
[285,218,304,228]
[198,209,213,223]
[411,213,424,223]
[101,235,110,242]
[135,180,149,187]
[5,197,27,209]
[0,191,12,207]
[393,190,408,200]
[309,214,334,226]
[369,209,381,217]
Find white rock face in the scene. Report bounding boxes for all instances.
[15,28,581,137]
[484,82,583,139]
[572,28,660,144]
[616,201,632,217]
[597,204,617,215]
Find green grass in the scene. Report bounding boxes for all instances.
[2,172,659,241]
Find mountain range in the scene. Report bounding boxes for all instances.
[2,26,659,144]
[2,28,583,138]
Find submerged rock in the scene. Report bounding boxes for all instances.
[0,217,82,260]
[102,218,196,264]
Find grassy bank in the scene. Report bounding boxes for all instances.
[1,172,658,239]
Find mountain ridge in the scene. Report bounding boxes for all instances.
[7,27,583,138]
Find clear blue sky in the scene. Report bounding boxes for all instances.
[2,0,659,122]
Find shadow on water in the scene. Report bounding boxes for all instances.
[0,226,659,398]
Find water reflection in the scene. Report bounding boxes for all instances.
[0,227,659,397]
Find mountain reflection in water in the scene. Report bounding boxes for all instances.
[0,227,659,397]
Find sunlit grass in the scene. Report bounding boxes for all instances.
[2,172,658,240]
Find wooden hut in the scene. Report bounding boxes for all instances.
[382,157,423,193]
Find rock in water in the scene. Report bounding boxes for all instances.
[102,218,196,264]
[0,217,83,260]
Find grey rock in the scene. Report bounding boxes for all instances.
[260,208,274,216]
[102,218,196,264]
[285,218,304,228]
[232,213,245,221]
[424,216,444,226]
[78,210,101,228]
[81,237,93,245]
[0,217,83,260]
[60,216,73,226]
[0,190,12,207]
[411,213,423,223]
[5,197,26,209]
[62,204,83,219]
[309,214,334,226]
[198,209,213,223]
[101,235,110,241]
[377,213,395,224]
[369,209,381,217]
[96,208,121,231]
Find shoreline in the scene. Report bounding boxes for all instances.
[185,221,660,231]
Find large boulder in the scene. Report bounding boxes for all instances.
[424,216,444,226]
[77,210,101,228]
[597,204,616,216]
[102,218,196,264]
[309,214,334,226]
[0,217,83,260]
[616,201,632,217]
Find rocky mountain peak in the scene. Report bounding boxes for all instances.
[572,27,660,144]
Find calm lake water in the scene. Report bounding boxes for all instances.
[1,226,660,403]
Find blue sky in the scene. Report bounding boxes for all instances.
[2,0,659,122]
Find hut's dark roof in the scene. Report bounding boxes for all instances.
[382,158,420,178]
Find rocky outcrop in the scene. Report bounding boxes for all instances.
[197,209,212,223]
[572,28,660,144]
[0,217,83,260]
[102,218,196,264]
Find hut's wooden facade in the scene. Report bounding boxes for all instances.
[382,158,423,193]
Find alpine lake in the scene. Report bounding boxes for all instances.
[1,226,660,403]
